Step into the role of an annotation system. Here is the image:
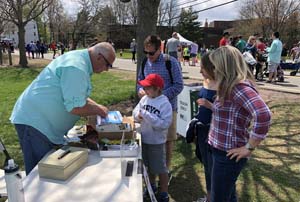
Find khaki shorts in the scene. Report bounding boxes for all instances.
[167,112,177,141]
[142,143,167,175]
[268,61,279,73]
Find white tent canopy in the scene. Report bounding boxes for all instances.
[177,33,193,45]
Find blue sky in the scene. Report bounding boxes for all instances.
[195,0,240,22]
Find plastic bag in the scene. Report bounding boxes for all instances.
[243,51,257,65]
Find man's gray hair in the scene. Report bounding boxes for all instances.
[91,42,116,58]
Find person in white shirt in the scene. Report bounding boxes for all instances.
[166,32,181,60]
[133,73,172,202]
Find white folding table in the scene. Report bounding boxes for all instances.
[22,150,143,202]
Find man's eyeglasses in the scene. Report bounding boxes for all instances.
[143,50,157,56]
[99,53,112,68]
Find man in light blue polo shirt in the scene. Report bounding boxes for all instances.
[10,42,116,174]
[266,31,282,83]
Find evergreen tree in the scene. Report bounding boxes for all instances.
[177,7,202,42]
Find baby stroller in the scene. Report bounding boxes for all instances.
[280,61,300,76]
[263,65,284,82]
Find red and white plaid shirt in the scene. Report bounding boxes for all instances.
[208,81,271,151]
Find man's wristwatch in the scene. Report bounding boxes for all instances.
[245,142,255,151]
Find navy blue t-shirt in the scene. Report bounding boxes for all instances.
[195,87,216,125]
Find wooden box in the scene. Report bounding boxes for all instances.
[38,146,88,181]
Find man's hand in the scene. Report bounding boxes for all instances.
[70,98,108,117]
[97,104,108,117]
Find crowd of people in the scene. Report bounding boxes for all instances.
[0,41,15,53]
[25,40,66,59]
[217,31,300,83]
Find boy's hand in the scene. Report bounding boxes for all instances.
[138,88,146,98]
[137,110,144,121]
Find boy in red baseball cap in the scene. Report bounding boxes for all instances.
[133,73,172,202]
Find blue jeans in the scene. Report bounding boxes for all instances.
[15,124,55,175]
[210,147,247,202]
[168,51,178,59]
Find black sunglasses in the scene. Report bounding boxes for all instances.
[143,50,157,56]
[99,53,112,68]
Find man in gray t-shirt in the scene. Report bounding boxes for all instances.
[166,32,181,59]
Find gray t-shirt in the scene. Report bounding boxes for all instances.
[166,37,180,52]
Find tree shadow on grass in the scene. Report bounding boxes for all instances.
[239,102,300,202]
[169,138,207,202]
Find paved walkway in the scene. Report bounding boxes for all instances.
[113,58,300,94]
[13,50,300,94]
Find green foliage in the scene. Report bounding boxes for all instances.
[177,7,202,42]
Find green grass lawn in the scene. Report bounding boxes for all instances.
[0,67,299,202]
[116,49,133,59]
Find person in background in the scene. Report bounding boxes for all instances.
[166,32,181,61]
[208,45,271,202]
[219,32,230,47]
[183,45,190,66]
[60,42,65,55]
[50,41,57,59]
[26,43,31,59]
[265,31,283,83]
[255,37,267,80]
[195,52,217,202]
[290,42,300,61]
[256,37,266,52]
[137,35,183,185]
[36,41,41,59]
[281,43,288,62]
[30,41,36,59]
[244,36,257,74]
[235,35,246,53]
[10,42,116,174]
[190,42,199,66]
[130,38,137,63]
[133,73,172,202]
[245,36,257,56]
[40,42,46,59]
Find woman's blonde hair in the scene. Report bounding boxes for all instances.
[247,36,256,44]
[209,45,254,104]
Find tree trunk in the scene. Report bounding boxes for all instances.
[18,25,28,67]
[135,0,160,102]
[136,0,160,79]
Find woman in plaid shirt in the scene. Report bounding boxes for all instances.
[208,46,271,202]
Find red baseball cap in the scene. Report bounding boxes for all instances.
[138,73,164,89]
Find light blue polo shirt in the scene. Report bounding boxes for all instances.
[266,38,282,64]
[10,49,93,144]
